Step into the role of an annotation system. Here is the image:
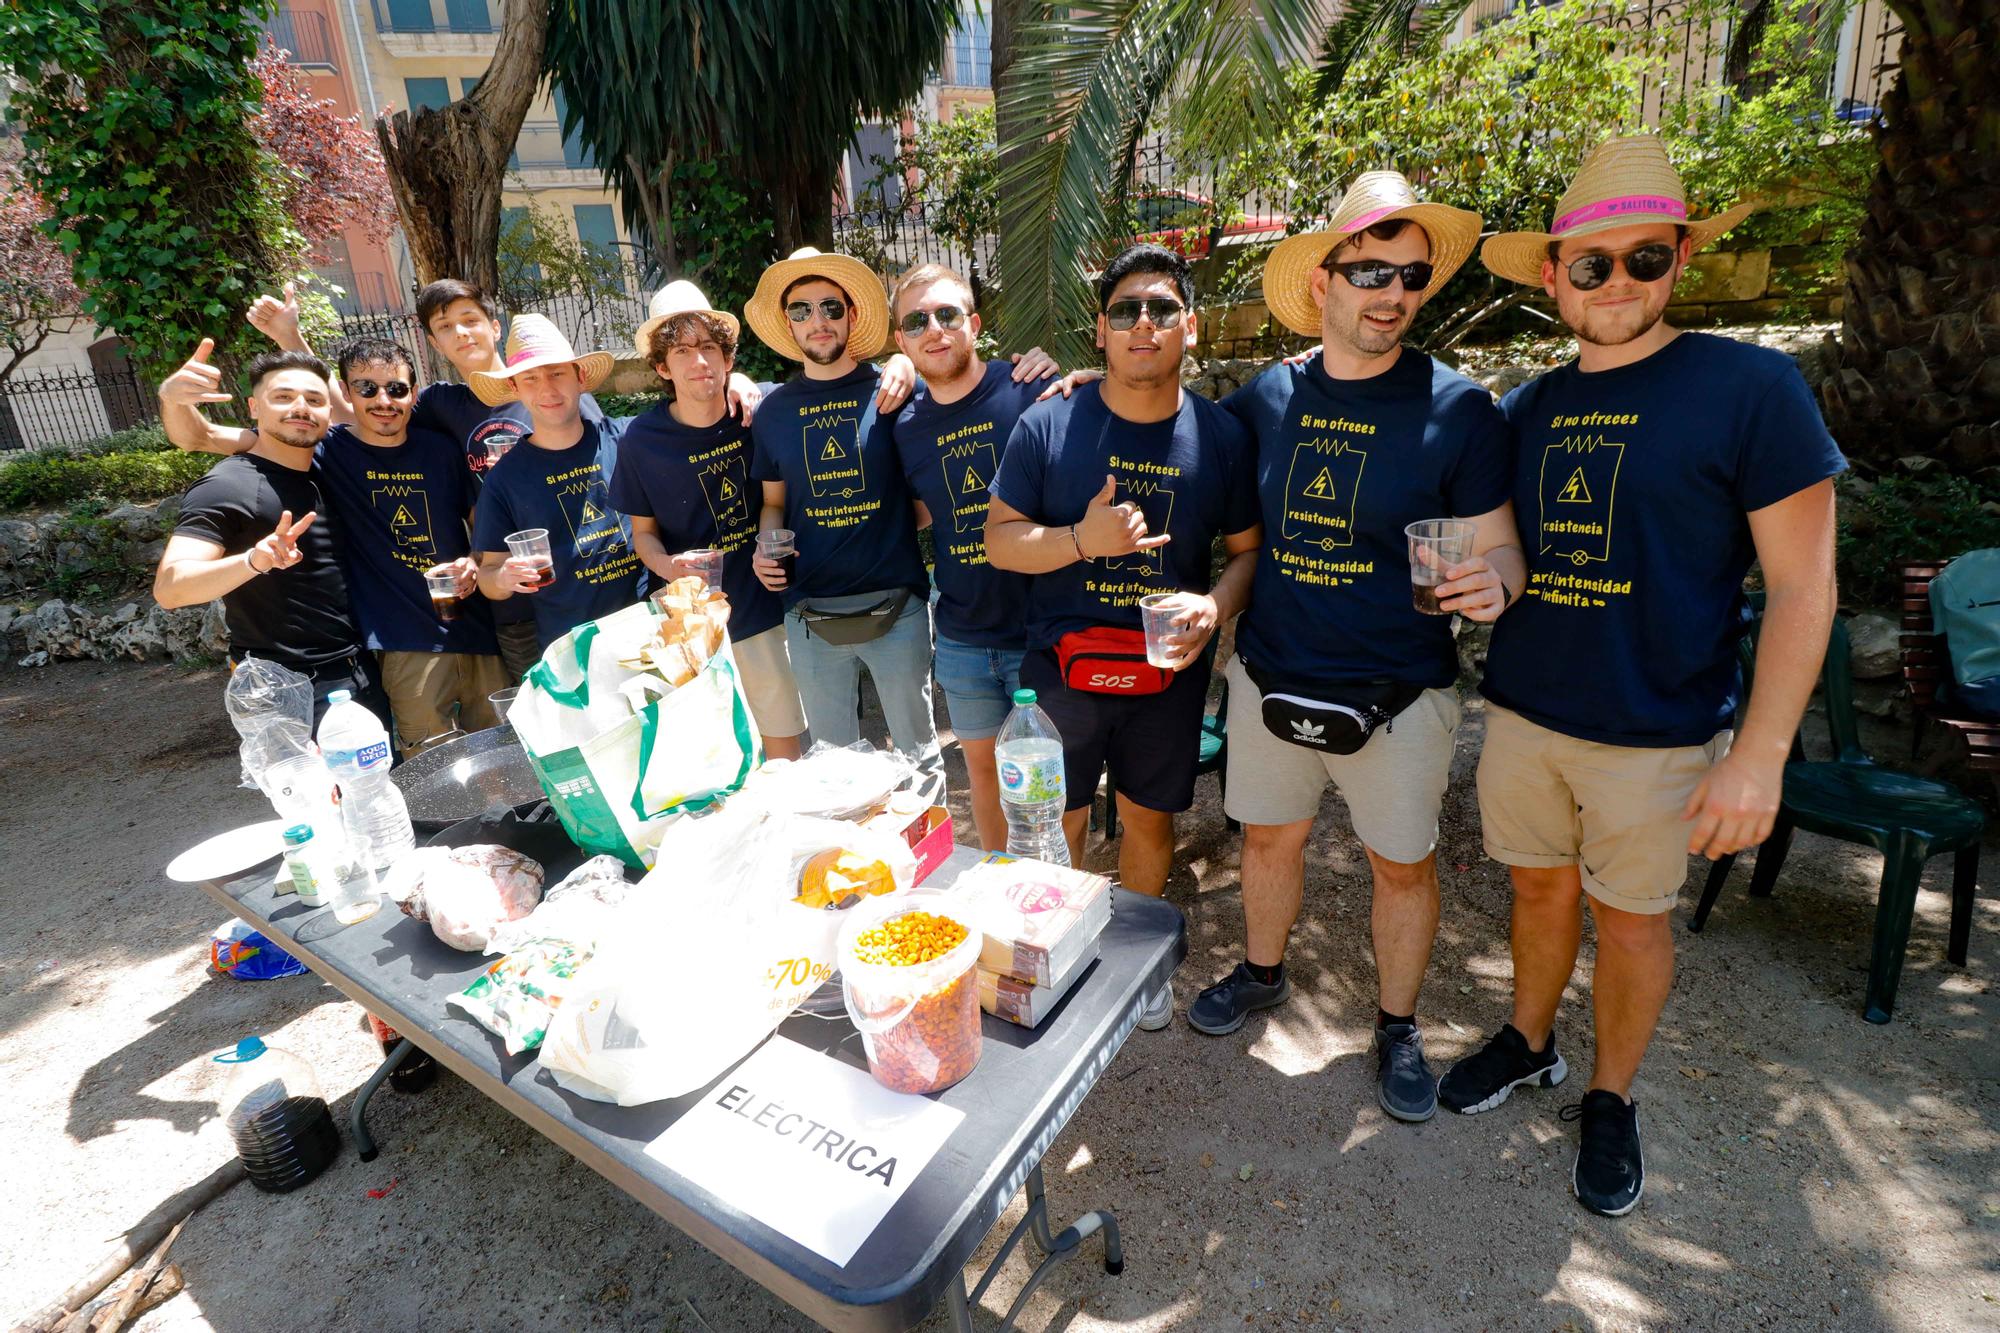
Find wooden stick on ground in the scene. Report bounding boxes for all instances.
[12,1159,244,1333]
[86,1217,184,1333]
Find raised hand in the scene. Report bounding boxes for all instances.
[726,372,764,425]
[1036,367,1103,402]
[249,509,315,574]
[875,353,916,412]
[246,281,302,347]
[1076,474,1170,560]
[1009,347,1061,382]
[159,338,232,410]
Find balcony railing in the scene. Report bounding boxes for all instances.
[370,0,500,35]
[263,7,338,68]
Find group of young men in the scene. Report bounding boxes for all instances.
[153,133,1842,1218]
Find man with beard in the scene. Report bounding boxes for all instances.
[1439,136,1843,1216]
[987,244,1259,1030]
[748,248,943,791]
[1185,174,1525,1126]
[890,262,1060,848]
[155,350,391,730]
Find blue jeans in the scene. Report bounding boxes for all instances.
[932,634,1026,741]
[786,592,944,790]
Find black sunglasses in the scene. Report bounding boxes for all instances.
[1104,298,1186,332]
[1327,258,1435,292]
[1562,242,1677,290]
[898,304,969,335]
[785,298,850,323]
[348,378,412,400]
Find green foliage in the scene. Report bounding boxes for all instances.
[592,391,666,419]
[0,2,307,382]
[0,426,215,510]
[1838,474,2000,606]
[857,106,1001,260]
[662,157,782,384]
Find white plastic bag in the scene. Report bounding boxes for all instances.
[224,656,314,790]
[537,804,915,1106]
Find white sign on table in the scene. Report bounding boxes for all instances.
[645,1036,966,1267]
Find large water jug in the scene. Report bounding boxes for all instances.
[214,1036,339,1193]
[995,689,1070,867]
[317,691,414,873]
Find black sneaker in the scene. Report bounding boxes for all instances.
[1186,963,1291,1035]
[1561,1090,1645,1216]
[1437,1023,1568,1115]
[1373,1023,1437,1122]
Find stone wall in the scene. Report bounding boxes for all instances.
[0,496,228,666]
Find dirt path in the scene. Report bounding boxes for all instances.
[2,658,1995,1332]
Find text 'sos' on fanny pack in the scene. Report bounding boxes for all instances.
[796,590,912,646]
[1241,656,1423,755]
[1055,626,1172,696]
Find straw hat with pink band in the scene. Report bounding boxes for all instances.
[469,313,617,407]
[1261,171,1484,337]
[1480,134,1757,287]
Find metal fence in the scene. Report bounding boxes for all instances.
[0,370,157,452]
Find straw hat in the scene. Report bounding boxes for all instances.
[633,280,740,359]
[469,314,616,407]
[744,247,890,362]
[1262,171,1484,337]
[1480,134,1757,286]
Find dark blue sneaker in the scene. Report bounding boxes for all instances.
[1437,1024,1568,1115]
[1373,1023,1437,1122]
[1186,963,1290,1035]
[1561,1090,1645,1216]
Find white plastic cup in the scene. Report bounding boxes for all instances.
[504,528,554,589]
[1138,593,1181,668]
[1405,519,1477,615]
[681,547,724,589]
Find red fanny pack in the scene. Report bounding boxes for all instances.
[1055,627,1172,696]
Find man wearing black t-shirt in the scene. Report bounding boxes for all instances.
[154,350,389,730]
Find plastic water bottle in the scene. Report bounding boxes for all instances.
[318,690,414,873]
[214,1036,340,1193]
[996,688,1070,867]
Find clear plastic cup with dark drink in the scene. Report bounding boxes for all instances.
[757,528,798,586]
[504,528,555,590]
[1406,519,1477,614]
[424,569,462,622]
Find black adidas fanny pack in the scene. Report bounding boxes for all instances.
[1240,657,1425,756]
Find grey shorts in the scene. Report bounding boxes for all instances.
[1222,653,1461,863]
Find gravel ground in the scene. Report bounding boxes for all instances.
[2,657,1996,1333]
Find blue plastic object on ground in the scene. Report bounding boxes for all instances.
[209,918,309,980]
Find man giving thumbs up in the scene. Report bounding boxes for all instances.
[987,244,1260,1031]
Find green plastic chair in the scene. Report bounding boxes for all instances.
[1690,616,1985,1023]
[1098,691,1233,840]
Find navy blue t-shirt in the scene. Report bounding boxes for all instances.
[749,365,926,604]
[990,383,1258,650]
[411,382,605,628]
[1481,332,1846,746]
[894,360,1039,649]
[312,424,496,656]
[608,400,783,643]
[1223,352,1512,688]
[469,419,647,648]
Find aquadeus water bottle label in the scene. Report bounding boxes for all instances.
[998,755,1063,803]
[354,740,390,771]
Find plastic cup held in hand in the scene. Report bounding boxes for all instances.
[484,438,511,466]
[682,548,724,589]
[1138,593,1181,668]
[424,569,461,622]
[756,528,797,585]
[1405,519,1477,615]
[504,528,554,589]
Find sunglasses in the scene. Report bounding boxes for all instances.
[1562,242,1678,290]
[898,304,969,335]
[1327,258,1435,292]
[785,298,850,324]
[1104,298,1186,332]
[348,378,412,400]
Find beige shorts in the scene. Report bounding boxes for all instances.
[1222,653,1461,864]
[1476,703,1732,915]
[380,650,510,755]
[733,625,806,739]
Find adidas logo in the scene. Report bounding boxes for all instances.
[1291,717,1324,740]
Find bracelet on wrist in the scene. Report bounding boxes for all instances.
[1069,524,1088,562]
[247,550,268,575]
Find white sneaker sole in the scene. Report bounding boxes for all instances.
[1573,1136,1644,1217]
[1446,1051,1569,1115]
[1137,985,1173,1031]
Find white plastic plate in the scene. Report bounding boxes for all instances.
[165,818,290,884]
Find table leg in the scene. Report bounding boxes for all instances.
[352,1038,415,1163]
[961,1162,1123,1331]
[947,1275,974,1333]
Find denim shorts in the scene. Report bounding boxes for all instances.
[932,634,1026,741]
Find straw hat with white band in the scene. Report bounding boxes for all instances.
[469,314,617,407]
[744,247,891,362]
[1480,134,1757,287]
[1262,171,1484,337]
[633,280,740,359]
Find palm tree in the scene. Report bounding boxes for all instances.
[1817,0,2000,470]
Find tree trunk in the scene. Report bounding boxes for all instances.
[374,1,549,293]
[1818,1,2000,475]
